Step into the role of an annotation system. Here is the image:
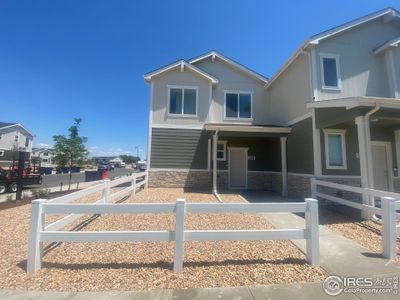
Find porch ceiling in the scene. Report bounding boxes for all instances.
[204,123,291,134]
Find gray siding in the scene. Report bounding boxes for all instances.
[268,54,312,125]
[192,57,270,124]
[320,122,360,176]
[315,18,400,100]
[151,68,210,126]
[287,117,314,174]
[151,128,208,169]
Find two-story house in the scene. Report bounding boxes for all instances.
[31,148,56,168]
[144,7,400,200]
[0,122,34,168]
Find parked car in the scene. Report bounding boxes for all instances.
[97,163,114,172]
[137,161,147,171]
[0,169,42,194]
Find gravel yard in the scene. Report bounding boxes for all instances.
[319,206,400,263]
[0,188,326,291]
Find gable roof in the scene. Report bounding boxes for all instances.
[189,51,269,84]
[143,60,218,84]
[267,7,400,88]
[0,122,34,137]
[0,122,17,129]
[374,36,400,54]
[309,7,400,45]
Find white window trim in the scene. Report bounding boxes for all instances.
[217,141,227,161]
[0,150,4,157]
[319,53,342,91]
[223,90,253,121]
[323,129,347,170]
[167,85,199,118]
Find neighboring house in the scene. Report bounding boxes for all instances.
[0,122,34,167]
[31,148,56,168]
[144,7,400,199]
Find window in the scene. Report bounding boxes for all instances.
[0,150,4,157]
[25,137,29,147]
[320,54,341,90]
[217,141,227,161]
[168,86,198,116]
[225,91,252,119]
[43,152,49,156]
[0,133,2,140]
[324,129,347,169]
[42,159,48,163]
[14,135,19,142]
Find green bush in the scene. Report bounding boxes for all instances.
[31,189,51,199]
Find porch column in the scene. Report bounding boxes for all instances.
[212,131,218,194]
[280,136,288,197]
[355,116,372,217]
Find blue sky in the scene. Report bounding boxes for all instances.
[0,0,398,158]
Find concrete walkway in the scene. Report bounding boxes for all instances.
[241,191,400,299]
[0,283,361,300]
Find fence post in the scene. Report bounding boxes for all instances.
[144,171,149,189]
[173,198,186,272]
[102,179,110,203]
[382,197,397,259]
[310,177,316,199]
[27,199,46,273]
[130,174,137,197]
[305,198,319,265]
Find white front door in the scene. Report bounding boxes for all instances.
[228,147,248,189]
[371,142,393,191]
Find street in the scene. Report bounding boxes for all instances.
[40,168,135,188]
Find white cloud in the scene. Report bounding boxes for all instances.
[88,147,137,157]
[35,143,52,148]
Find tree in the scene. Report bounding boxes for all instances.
[119,155,140,164]
[53,118,88,190]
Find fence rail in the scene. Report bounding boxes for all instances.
[33,171,148,250]
[27,197,319,273]
[311,178,400,259]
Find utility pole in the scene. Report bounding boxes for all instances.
[135,146,140,160]
[16,151,26,201]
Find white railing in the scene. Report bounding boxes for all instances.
[38,171,148,238]
[27,197,319,273]
[311,178,400,259]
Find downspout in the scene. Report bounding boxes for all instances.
[365,103,380,190]
[364,104,380,219]
[212,130,223,202]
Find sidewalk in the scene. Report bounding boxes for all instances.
[0,282,360,300]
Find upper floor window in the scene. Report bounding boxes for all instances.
[0,150,4,157]
[324,129,347,169]
[168,86,198,117]
[43,152,49,156]
[0,133,2,140]
[25,137,29,147]
[14,135,19,142]
[320,54,341,90]
[225,91,252,120]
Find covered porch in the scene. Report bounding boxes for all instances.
[309,97,400,196]
[204,124,291,198]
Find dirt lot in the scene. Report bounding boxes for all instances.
[0,188,326,291]
[319,206,400,263]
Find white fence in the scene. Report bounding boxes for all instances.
[27,196,319,273]
[311,178,400,259]
[43,171,148,232]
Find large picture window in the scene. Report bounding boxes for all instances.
[324,129,347,169]
[320,54,341,90]
[225,91,252,119]
[168,86,198,116]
